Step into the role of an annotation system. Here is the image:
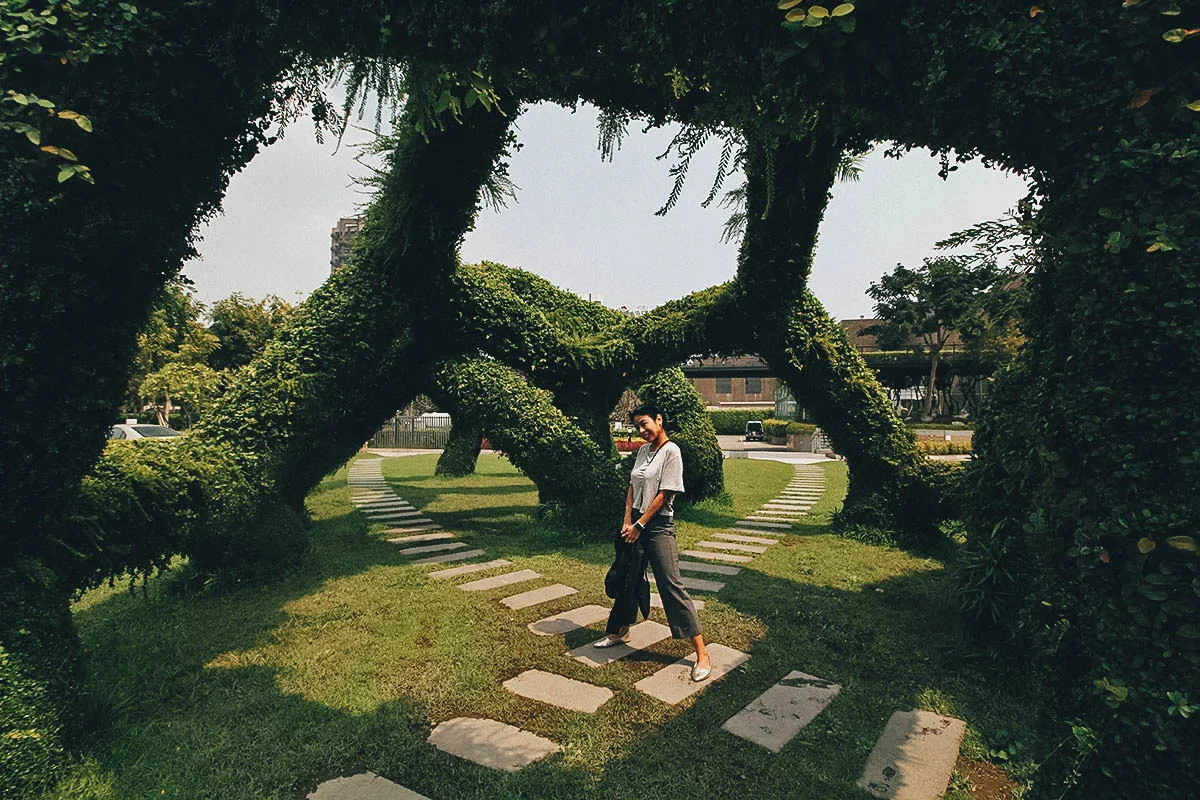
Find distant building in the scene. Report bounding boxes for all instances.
[681,356,777,411]
[330,216,365,271]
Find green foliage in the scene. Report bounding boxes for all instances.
[434,357,624,530]
[636,367,724,502]
[1,2,1196,795]
[866,256,1020,418]
[706,408,774,435]
[761,418,818,439]
[206,292,292,371]
[74,438,306,591]
[434,421,483,477]
[0,564,78,799]
[915,439,971,455]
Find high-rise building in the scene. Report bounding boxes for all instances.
[330,216,365,271]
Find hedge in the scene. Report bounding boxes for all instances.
[916,440,972,456]
[761,418,818,439]
[706,408,774,435]
[637,367,725,502]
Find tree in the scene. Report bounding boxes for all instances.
[128,281,219,426]
[207,293,293,371]
[866,257,1014,419]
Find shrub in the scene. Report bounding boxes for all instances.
[0,564,80,800]
[916,440,973,455]
[71,438,306,592]
[637,368,724,502]
[706,408,774,435]
[761,418,818,440]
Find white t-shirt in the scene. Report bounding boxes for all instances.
[630,441,685,516]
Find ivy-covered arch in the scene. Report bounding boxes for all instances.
[2,2,1196,796]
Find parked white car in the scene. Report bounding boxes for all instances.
[107,422,182,440]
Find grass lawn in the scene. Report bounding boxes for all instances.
[50,455,1037,799]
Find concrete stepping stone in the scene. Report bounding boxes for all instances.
[397,541,467,557]
[650,593,706,611]
[459,568,540,592]
[722,670,841,752]
[749,513,803,522]
[427,717,560,772]
[570,620,671,667]
[678,560,741,576]
[357,500,415,509]
[779,492,821,498]
[764,500,810,507]
[715,532,779,545]
[502,669,613,713]
[387,531,455,544]
[307,772,429,800]
[682,549,753,564]
[735,520,793,531]
[378,521,440,532]
[857,710,967,800]
[413,548,486,565]
[697,540,768,554]
[500,583,577,609]
[365,510,424,520]
[634,643,750,704]
[649,574,725,593]
[527,604,610,636]
[429,556,508,575]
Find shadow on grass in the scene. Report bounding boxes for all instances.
[57,458,1040,800]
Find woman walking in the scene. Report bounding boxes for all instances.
[594,404,712,681]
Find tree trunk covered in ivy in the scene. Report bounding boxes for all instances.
[737,134,948,542]
[0,10,306,790]
[636,367,725,502]
[433,358,625,529]
[435,419,484,477]
[187,93,517,568]
[962,154,1200,798]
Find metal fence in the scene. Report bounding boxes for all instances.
[368,416,452,449]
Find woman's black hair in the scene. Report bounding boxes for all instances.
[629,403,664,424]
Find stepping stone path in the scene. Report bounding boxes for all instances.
[348,457,968,792]
[722,671,841,752]
[427,718,560,772]
[635,643,750,704]
[527,604,610,636]
[413,548,486,565]
[569,620,672,668]
[500,583,576,609]
[347,457,500,571]
[458,568,540,593]
[307,772,429,800]
[858,710,967,800]
[430,558,512,578]
[503,669,613,713]
[682,548,753,564]
[732,464,828,534]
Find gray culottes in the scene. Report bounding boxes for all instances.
[606,511,703,639]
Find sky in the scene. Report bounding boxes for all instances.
[182,101,1029,321]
